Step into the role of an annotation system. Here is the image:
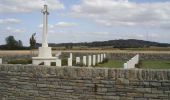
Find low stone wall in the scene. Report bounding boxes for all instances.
[0,65,170,100]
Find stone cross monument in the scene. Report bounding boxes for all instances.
[42,4,49,47]
[38,4,52,58]
[32,3,57,66]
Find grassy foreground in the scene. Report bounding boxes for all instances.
[141,60,170,69]
[98,60,125,68]
[98,60,170,69]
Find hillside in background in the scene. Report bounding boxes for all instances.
[36,39,170,48]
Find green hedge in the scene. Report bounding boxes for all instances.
[8,59,32,64]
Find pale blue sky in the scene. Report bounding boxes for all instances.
[0,0,170,46]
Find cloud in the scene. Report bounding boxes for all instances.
[47,31,113,43]
[0,18,22,24]
[38,22,78,29]
[3,27,25,34]
[0,0,64,13]
[90,32,110,35]
[55,22,78,28]
[70,0,170,29]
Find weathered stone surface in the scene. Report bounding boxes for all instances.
[0,65,170,100]
[116,78,129,85]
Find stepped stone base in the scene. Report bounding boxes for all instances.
[32,47,57,66]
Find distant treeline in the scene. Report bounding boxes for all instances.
[1,37,170,50]
[0,36,29,50]
[37,39,170,48]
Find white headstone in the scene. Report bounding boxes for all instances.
[104,53,106,59]
[97,54,101,63]
[101,54,104,62]
[93,55,96,66]
[124,54,140,69]
[129,60,133,68]
[70,53,73,59]
[83,56,87,66]
[56,59,62,67]
[88,55,92,67]
[0,58,2,64]
[124,63,127,69]
[136,54,139,64]
[76,57,80,64]
[68,58,72,66]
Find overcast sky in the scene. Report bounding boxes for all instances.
[0,0,170,46]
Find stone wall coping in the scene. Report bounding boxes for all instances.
[0,64,170,81]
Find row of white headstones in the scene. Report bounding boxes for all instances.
[0,54,139,69]
[0,53,106,67]
[66,53,107,67]
[124,54,139,69]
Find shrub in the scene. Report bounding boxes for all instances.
[8,59,32,64]
[75,63,84,67]
[98,58,109,64]
[51,62,56,66]
[72,59,76,66]
[103,58,109,63]
[62,58,68,66]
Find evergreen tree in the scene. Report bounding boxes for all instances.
[30,33,36,49]
[30,33,36,56]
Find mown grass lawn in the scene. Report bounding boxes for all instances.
[141,60,170,69]
[98,60,170,69]
[97,60,125,68]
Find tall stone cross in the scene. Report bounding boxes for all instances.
[42,4,49,47]
[32,0,57,66]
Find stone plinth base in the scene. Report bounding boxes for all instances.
[32,47,57,66]
[32,57,57,66]
[38,47,52,58]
